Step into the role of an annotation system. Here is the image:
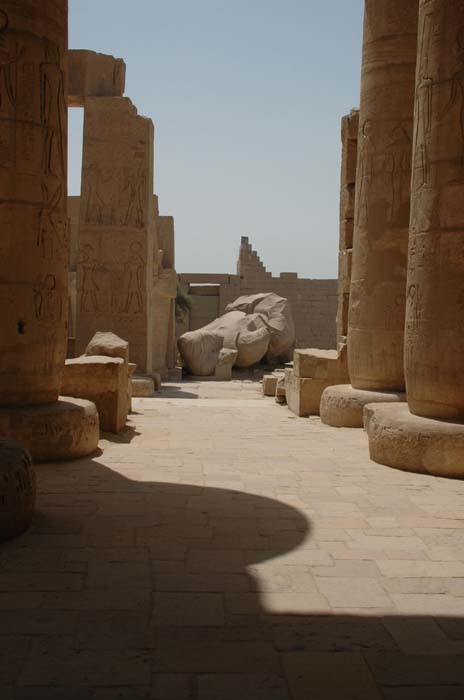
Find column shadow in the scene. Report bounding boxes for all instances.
[0,459,463,698]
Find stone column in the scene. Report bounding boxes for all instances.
[0,2,99,460]
[76,97,155,373]
[320,0,418,427]
[366,0,464,477]
[336,109,359,346]
[0,1,69,405]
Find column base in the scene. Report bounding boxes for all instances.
[365,403,464,478]
[320,384,406,428]
[0,398,100,463]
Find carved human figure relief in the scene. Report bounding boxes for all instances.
[40,40,65,177]
[0,11,17,113]
[384,124,412,226]
[37,183,65,260]
[356,120,374,228]
[79,244,101,313]
[414,12,435,190]
[124,241,144,314]
[33,274,62,326]
[439,26,464,177]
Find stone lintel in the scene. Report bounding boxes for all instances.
[68,49,126,106]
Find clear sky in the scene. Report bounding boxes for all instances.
[69,0,364,278]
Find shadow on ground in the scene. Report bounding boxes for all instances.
[1,459,463,699]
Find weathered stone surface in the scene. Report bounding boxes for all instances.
[0,1,68,406]
[405,0,464,419]
[132,377,155,397]
[286,374,331,417]
[348,0,418,391]
[320,384,406,428]
[365,403,464,478]
[215,349,238,381]
[275,374,287,405]
[287,346,349,417]
[226,293,295,364]
[76,97,155,372]
[262,375,278,397]
[68,49,125,106]
[0,399,99,463]
[293,347,348,381]
[62,356,128,434]
[0,439,35,542]
[85,331,129,363]
[178,294,295,376]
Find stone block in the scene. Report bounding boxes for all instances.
[262,375,278,396]
[85,331,129,364]
[62,356,128,434]
[275,373,287,405]
[339,219,354,250]
[293,346,348,381]
[286,372,334,417]
[340,183,356,220]
[0,399,99,462]
[215,349,238,381]
[0,439,36,542]
[68,50,125,106]
[132,377,155,397]
[338,250,353,295]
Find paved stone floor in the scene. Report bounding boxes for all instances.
[2,379,464,699]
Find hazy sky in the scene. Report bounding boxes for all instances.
[69,0,364,278]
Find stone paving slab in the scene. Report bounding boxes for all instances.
[1,380,464,697]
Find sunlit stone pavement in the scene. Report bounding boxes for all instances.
[2,379,464,699]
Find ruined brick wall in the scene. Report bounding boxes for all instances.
[178,238,338,349]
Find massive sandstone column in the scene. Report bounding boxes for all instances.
[0,1,68,405]
[406,0,464,419]
[76,97,155,373]
[0,2,99,461]
[320,0,418,427]
[348,0,418,390]
[366,0,464,477]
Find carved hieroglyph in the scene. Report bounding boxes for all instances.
[0,1,68,405]
[76,97,154,372]
[406,0,464,418]
[348,0,419,391]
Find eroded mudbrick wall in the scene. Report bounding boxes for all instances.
[179,238,338,349]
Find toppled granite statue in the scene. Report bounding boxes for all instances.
[178,293,295,377]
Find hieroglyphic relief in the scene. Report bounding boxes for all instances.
[76,96,154,371]
[0,1,68,405]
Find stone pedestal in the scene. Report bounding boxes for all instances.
[366,0,464,477]
[365,404,464,478]
[286,348,349,417]
[0,439,36,542]
[320,384,405,428]
[348,0,418,391]
[62,356,128,433]
[0,399,99,463]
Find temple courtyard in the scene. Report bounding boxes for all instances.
[1,379,464,699]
